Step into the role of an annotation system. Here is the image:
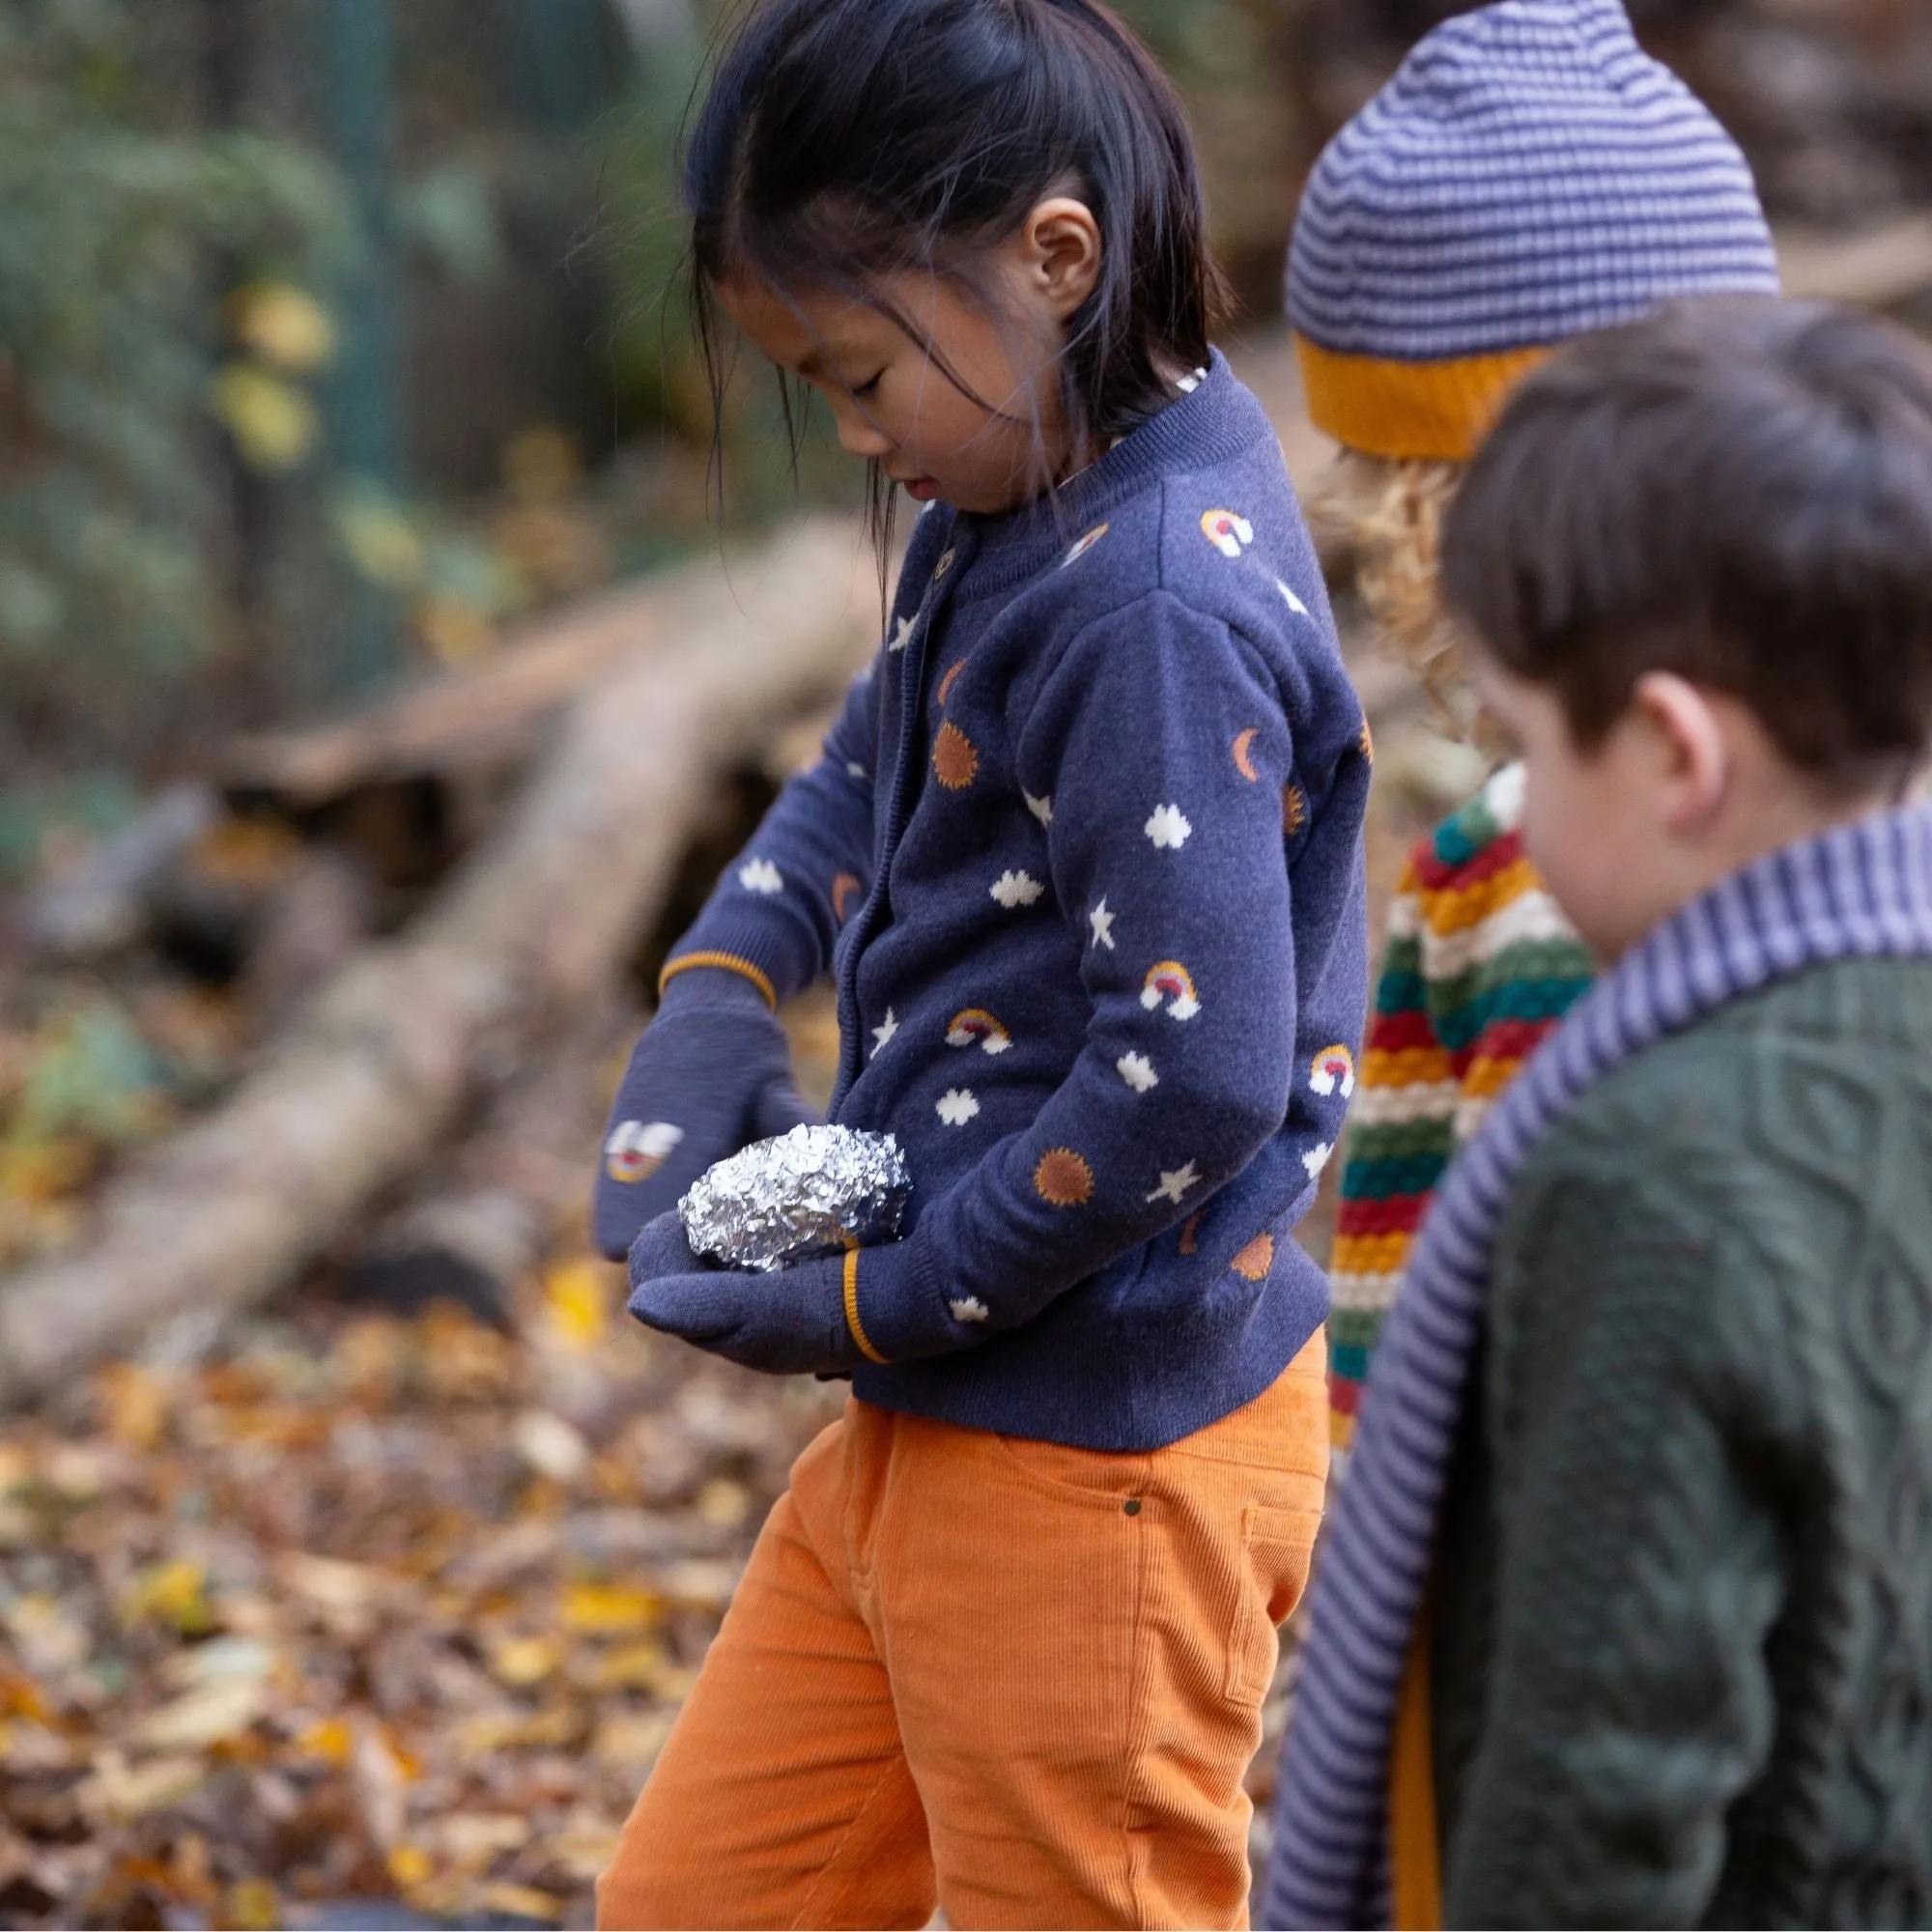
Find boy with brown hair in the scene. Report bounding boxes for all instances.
[1266,297,1932,1928]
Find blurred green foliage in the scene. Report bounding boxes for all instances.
[0,0,351,677]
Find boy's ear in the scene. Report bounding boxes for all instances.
[1021,196,1103,321]
[1634,671,1730,831]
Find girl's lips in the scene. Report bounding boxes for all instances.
[902,476,941,501]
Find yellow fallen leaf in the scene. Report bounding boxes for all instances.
[134,1676,267,1752]
[453,1707,577,1754]
[695,1476,752,1529]
[296,1716,354,1765]
[513,1411,588,1485]
[387,1843,433,1889]
[540,1257,609,1352]
[561,1581,662,1634]
[476,1882,562,1923]
[86,1751,207,1821]
[593,1711,676,1770]
[278,1551,380,1616]
[586,1639,679,1693]
[98,1363,168,1451]
[223,1876,281,1930]
[120,1559,211,1634]
[488,1634,561,1688]
[439,1811,531,1864]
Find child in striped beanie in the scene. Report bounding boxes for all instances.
[1287,0,1779,1458]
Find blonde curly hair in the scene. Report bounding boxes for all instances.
[1312,449,1469,712]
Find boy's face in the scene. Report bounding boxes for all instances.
[1471,657,1688,963]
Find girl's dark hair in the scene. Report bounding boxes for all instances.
[683,0,1230,540]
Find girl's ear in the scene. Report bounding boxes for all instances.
[1020,196,1103,321]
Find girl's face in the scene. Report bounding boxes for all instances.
[717,200,1103,516]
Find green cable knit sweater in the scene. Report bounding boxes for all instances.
[1432,955,1932,1928]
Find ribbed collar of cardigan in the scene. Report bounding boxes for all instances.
[1262,801,1932,1931]
[947,350,1270,602]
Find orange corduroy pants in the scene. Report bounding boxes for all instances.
[596,1330,1328,1931]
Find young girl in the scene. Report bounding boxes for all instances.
[591,2,1370,1924]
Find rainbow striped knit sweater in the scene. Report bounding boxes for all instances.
[1328,763,1593,1447]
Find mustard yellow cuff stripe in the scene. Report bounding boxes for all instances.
[1293,332,1552,464]
[841,1248,889,1365]
[1389,1605,1444,1931]
[658,951,778,1010]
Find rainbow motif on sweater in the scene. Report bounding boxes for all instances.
[1328,764,1594,1448]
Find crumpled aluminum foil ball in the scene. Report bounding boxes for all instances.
[679,1123,912,1272]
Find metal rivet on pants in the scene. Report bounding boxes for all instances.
[1123,1498,1142,1517]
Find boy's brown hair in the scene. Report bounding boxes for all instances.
[1443,298,1932,794]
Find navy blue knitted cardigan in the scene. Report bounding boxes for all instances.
[668,355,1371,1451]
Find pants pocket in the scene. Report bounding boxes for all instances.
[1224,1500,1322,1707]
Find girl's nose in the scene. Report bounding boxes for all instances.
[833,405,893,463]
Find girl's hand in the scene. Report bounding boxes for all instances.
[592,970,816,1261]
[625,1212,860,1376]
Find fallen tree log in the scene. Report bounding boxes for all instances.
[336,993,639,1329]
[0,517,880,1405]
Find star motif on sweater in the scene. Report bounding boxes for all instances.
[1024,792,1054,826]
[1146,1161,1200,1205]
[890,615,915,653]
[1089,899,1117,950]
[1145,804,1193,850]
[870,1009,899,1055]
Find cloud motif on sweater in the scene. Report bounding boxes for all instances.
[1117,1052,1159,1094]
[1145,804,1192,851]
[1024,792,1054,826]
[738,858,784,895]
[989,869,1044,909]
[936,1089,980,1126]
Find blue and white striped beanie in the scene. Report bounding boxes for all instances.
[1287,0,1778,461]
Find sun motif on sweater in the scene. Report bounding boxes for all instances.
[933,723,979,790]
[1034,1148,1094,1207]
